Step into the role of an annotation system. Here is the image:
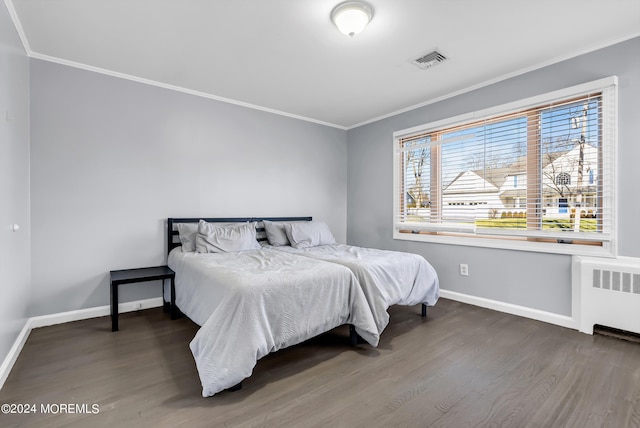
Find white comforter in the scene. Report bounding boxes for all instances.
[168,248,379,397]
[274,244,440,335]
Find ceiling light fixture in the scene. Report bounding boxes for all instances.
[331,1,373,37]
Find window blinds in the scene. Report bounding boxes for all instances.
[394,78,616,248]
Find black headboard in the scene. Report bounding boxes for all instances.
[167,217,312,256]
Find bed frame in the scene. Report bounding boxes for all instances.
[166,216,427,392]
[166,216,426,346]
[167,216,312,255]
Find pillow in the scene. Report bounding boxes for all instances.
[177,222,199,252]
[263,220,290,246]
[195,220,261,253]
[284,221,336,249]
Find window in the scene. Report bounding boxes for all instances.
[555,172,571,186]
[393,77,617,256]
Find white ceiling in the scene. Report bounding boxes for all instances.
[7,0,640,129]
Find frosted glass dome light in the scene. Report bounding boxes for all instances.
[331,2,373,37]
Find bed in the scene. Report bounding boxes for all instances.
[166,217,379,397]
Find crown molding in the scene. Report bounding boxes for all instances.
[346,32,640,130]
[5,0,638,131]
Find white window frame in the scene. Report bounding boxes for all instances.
[392,76,618,257]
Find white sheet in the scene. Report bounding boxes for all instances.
[168,247,379,397]
[273,244,440,335]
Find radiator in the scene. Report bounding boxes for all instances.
[574,256,640,335]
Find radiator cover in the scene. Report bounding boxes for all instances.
[575,256,640,335]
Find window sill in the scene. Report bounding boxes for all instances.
[393,230,615,257]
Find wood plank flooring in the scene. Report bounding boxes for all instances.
[1,299,638,427]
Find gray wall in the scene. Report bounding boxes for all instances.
[5,22,639,366]
[29,60,348,316]
[347,37,640,316]
[0,2,30,363]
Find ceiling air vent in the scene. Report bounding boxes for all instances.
[412,50,447,69]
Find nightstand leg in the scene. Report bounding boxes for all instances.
[170,276,177,320]
[162,279,169,313]
[111,283,119,332]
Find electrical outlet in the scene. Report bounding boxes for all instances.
[459,263,469,276]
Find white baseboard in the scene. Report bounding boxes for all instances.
[0,321,31,391]
[440,290,578,330]
[29,297,164,328]
[0,297,164,390]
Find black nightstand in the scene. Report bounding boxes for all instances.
[109,266,176,332]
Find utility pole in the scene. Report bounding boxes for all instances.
[573,102,588,232]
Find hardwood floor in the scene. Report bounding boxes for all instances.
[1,299,639,427]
